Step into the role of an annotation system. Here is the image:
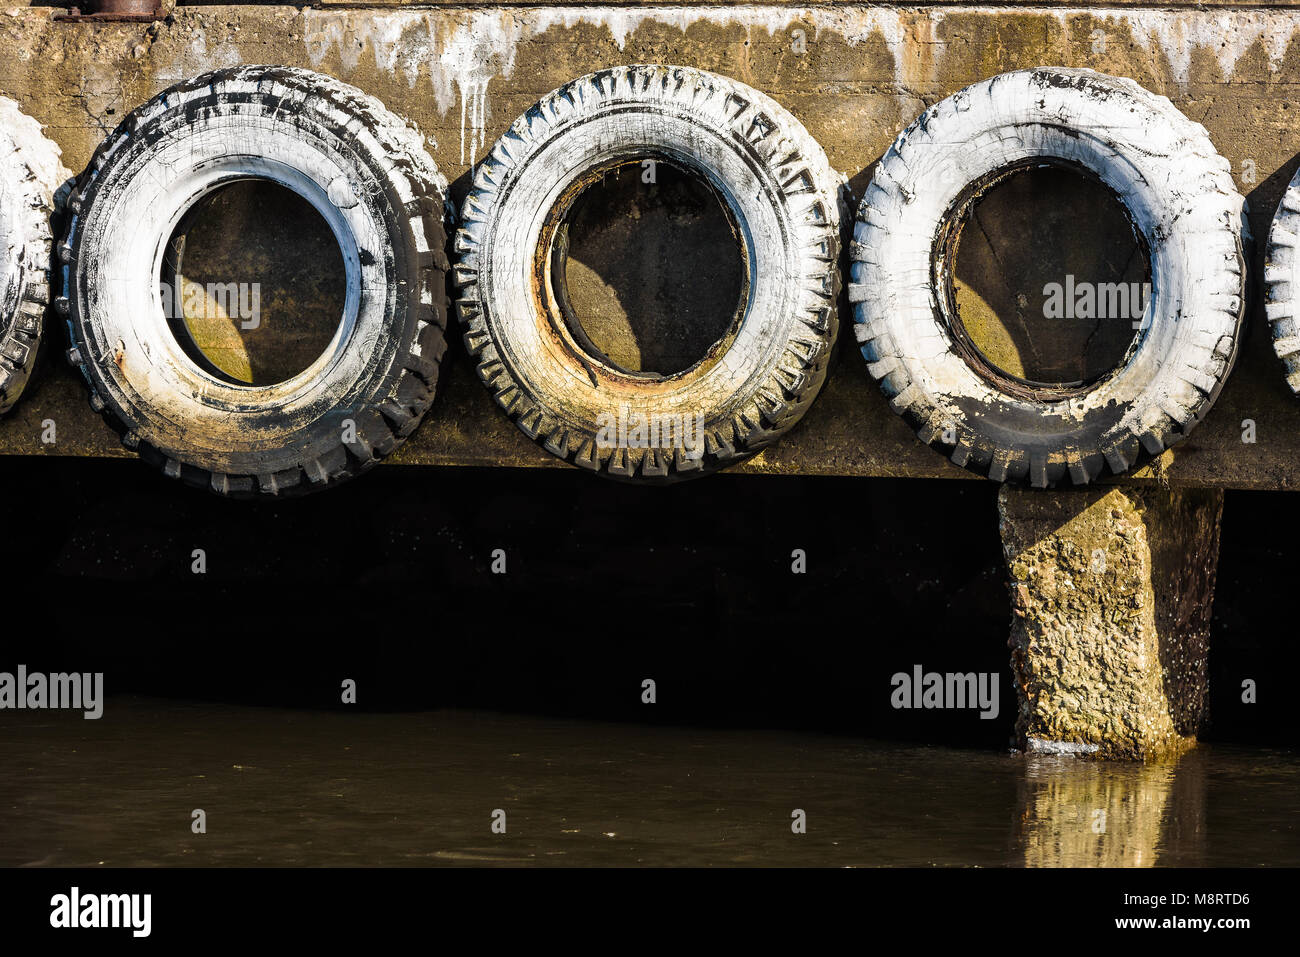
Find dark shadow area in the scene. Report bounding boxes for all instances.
[161,180,345,387]
[1208,487,1300,745]
[0,457,1294,750]
[951,165,1147,387]
[555,160,744,377]
[1,458,1008,748]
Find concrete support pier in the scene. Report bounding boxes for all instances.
[998,486,1224,760]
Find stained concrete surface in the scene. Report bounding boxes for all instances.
[1000,486,1222,759]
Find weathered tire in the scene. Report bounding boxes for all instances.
[0,97,67,414]
[1266,172,1300,392]
[453,65,840,481]
[60,65,448,497]
[850,68,1246,487]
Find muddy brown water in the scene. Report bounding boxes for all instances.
[1,698,1295,868]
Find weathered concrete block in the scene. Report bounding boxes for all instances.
[998,485,1223,759]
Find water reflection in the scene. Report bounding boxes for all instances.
[1017,754,1204,867]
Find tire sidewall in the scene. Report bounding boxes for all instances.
[852,69,1245,482]
[458,66,841,478]
[67,72,437,485]
[0,97,66,413]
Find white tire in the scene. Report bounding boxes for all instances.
[0,96,68,413]
[60,66,449,497]
[1266,173,1300,392]
[850,68,1247,487]
[454,65,840,481]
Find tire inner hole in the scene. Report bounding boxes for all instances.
[552,160,746,378]
[160,180,346,387]
[948,164,1151,392]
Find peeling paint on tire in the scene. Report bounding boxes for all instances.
[1265,169,1300,394]
[453,64,841,481]
[60,65,449,498]
[850,67,1248,488]
[0,96,68,414]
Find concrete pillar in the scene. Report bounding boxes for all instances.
[997,486,1224,760]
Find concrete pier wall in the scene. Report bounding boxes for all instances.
[2,2,1300,488]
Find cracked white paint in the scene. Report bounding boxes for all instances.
[300,6,956,164]
[303,13,436,88]
[1105,11,1297,86]
[453,64,841,478]
[176,35,244,76]
[144,30,245,92]
[0,95,67,412]
[435,18,520,165]
[297,6,1300,165]
[850,68,1246,486]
